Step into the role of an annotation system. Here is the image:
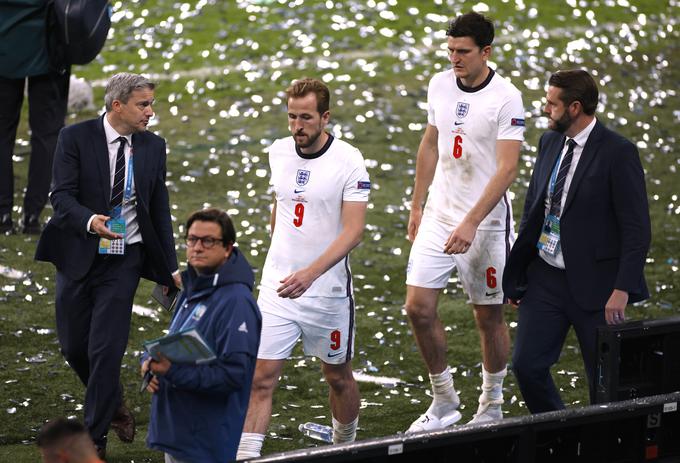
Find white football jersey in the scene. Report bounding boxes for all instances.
[424,69,525,231]
[260,135,370,297]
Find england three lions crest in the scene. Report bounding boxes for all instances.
[456,102,469,119]
[296,169,310,186]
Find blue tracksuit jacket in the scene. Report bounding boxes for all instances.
[147,248,261,462]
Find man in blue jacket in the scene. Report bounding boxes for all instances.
[143,208,261,462]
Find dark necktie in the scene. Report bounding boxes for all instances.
[549,139,577,217]
[110,137,127,208]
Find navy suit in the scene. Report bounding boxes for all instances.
[503,120,650,412]
[35,115,177,445]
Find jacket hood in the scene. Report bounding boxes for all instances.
[182,247,254,299]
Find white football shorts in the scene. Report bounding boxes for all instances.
[256,286,355,365]
[406,217,514,305]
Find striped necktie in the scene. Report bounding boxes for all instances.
[549,138,577,217]
[110,137,127,208]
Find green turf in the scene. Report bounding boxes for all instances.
[1,0,678,461]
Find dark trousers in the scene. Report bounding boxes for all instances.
[0,71,70,217]
[512,257,605,413]
[55,244,143,446]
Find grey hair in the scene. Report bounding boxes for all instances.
[104,73,155,111]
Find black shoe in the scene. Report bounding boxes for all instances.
[0,213,12,233]
[21,214,41,234]
[110,404,136,443]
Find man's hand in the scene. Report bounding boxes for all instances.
[407,206,423,242]
[443,220,477,254]
[148,352,172,376]
[141,358,150,377]
[146,375,160,393]
[508,298,520,308]
[141,358,160,393]
[277,267,320,299]
[161,273,181,297]
[605,289,628,325]
[89,214,122,239]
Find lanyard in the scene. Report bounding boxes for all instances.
[548,149,562,197]
[124,151,134,202]
[110,153,134,219]
[168,299,201,333]
[547,139,571,197]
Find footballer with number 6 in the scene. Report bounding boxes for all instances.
[237,78,369,459]
[404,12,526,431]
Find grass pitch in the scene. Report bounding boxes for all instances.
[0,1,678,461]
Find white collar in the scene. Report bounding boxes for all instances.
[567,117,596,147]
[103,113,132,147]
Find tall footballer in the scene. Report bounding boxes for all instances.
[237,78,369,458]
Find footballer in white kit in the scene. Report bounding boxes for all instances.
[238,79,368,459]
[404,12,525,433]
[407,67,525,301]
[259,134,370,362]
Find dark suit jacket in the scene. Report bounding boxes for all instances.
[35,115,177,286]
[503,120,651,311]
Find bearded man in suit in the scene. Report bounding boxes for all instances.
[503,69,651,413]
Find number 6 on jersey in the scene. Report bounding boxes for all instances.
[293,203,305,227]
[452,135,463,159]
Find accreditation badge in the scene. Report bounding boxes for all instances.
[98,209,126,255]
[536,214,561,256]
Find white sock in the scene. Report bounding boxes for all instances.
[332,416,358,444]
[236,433,265,460]
[428,366,460,416]
[479,365,506,404]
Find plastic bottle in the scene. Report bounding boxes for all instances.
[298,422,333,443]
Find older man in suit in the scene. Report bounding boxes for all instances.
[503,69,651,413]
[36,73,180,458]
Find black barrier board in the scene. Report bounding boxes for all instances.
[251,392,680,463]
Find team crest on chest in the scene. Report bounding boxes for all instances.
[455,102,470,119]
[296,169,311,186]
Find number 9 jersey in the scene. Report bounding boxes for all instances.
[425,68,525,230]
[260,135,370,297]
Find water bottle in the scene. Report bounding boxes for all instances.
[298,422,333,443]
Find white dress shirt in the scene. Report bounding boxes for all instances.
[539,117,597,269]
[86,115,142,244]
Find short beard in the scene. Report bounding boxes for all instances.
[295,128,322,149]
[550,111,573,133]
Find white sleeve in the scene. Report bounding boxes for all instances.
[497,90,526,141]
[86,214,97,233]
[343,150,370,202]
[426,78,436,126]
[266,139,280,190]
[267,139,279,170]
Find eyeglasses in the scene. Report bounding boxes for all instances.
[185,235,223,249]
